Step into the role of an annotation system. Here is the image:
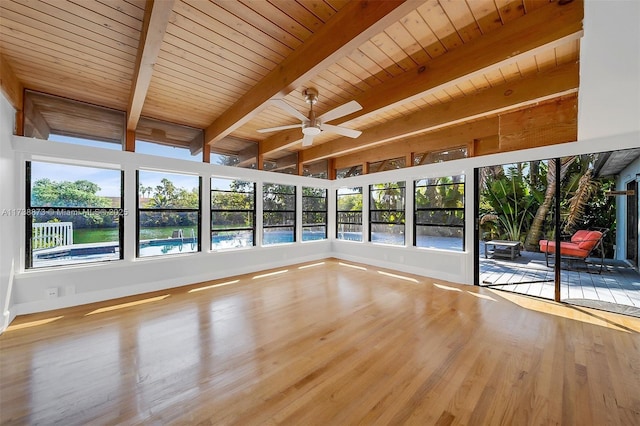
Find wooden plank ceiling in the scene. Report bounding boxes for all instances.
[0,0,583,172]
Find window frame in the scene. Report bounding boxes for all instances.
[136,170,202,258]
[210,178,256,250]
[262,183,296,246]
[413,175,465,251]
[302,186,328,241]
[25,161,125,269]
[336,187,363,242]
[368,181,406,246]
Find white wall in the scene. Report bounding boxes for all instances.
[578,0,640,140]
[0,94,18,331]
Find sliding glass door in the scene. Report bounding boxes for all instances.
[476,159,557,300]
[475,148,640,317]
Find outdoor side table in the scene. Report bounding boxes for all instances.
[484,240,521,260]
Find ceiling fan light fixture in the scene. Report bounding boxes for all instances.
[302,124,321,136]
[259,88,362,146]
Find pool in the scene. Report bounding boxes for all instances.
[139,237,198,257]
[31,233,464,268]
[32,242,120,268]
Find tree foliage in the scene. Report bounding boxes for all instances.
[31,179,117,229]
[480,165,536,243]
[32,179,111,208]
[144,178,199,209]
[480,155,617,257]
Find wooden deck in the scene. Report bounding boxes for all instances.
[480,251,640,317]
[1,258,639,425]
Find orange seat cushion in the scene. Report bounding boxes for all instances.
[570,230,591,244]
[577,231,602,251]
[540,230,602,258]
[539,240,590,258]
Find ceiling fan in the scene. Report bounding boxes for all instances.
[258,88,363,146]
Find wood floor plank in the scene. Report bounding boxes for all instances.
[1,258,639,425]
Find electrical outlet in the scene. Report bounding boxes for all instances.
[46,287,58,298]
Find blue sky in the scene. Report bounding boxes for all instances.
[32,162,200,197]
[33,136,203,196]
[48,134,234,165]
[31,162,122,197]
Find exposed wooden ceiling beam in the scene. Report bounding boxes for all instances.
[333,118,499,170]
[300,62,579,163]
[197,0,423,153]
[0,54,23,111]
[261,0,583,156]
[126,0,175,131]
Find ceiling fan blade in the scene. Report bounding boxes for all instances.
[270,99,308,122]
[257,123,303,133]
[302,133,315,147]
[318,100,362,122]
[320,123,362,138]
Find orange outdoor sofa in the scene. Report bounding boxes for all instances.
[539,229,606,273]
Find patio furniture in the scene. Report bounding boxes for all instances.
[484,240,521,260]
[539,229,607,274]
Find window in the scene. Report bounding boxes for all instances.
[414,147,467,165]
[211,152,240,167]
[24,90,124,150]
[135,117,203,162]
[303,160,328,179]
[336,187,363,241]
[211,178,255,250]
[302,187,327,241]
[367,157,406,174]
[136,141,200,161]
[137,171,201,257]
[414,175,465,251]
[264,153,298,175]
[26,161,124,268]
[262,183,295,245]
[336,165,362,179]
[369,182,406,245]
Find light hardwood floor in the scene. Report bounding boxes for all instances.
[1,258,639,425]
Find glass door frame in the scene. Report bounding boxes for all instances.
[474,158,563,302]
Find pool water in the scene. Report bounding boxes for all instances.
[32,233,463,268]
[139,238,198,257]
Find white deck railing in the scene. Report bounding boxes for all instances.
[32,222,73,249]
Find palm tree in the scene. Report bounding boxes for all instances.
[563,168,601,233]
[523,157,575,251]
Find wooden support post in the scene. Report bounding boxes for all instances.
[202,144,210,163]
[15,109,24,136]
[328,158,336,180]
[469,139,478,157]
[257,152,264,170]
[125,129,136,152]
